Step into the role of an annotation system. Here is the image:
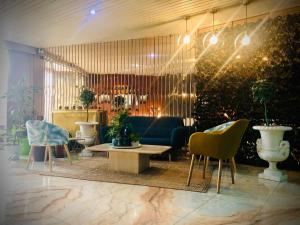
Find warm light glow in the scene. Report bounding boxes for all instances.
[262,56,268,61]
[157,113,161,118]
[241,34,250,46]
[224,113,229,119]
[209,34,218,45]
[183,34,190,44]
[149,53,157,58]
[236,55,241,59]
[182,93,188,98]
[90,9,96,15]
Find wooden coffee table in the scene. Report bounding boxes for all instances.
[86,144,171,174]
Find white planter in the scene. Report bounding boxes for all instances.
[253,125,292,181]
[75,121,98,157]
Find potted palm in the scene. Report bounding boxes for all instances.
[75,87,98,157]
[252,79,292,181]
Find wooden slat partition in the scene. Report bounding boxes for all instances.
[43,34,197,123]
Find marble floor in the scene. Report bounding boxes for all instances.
[0,149,300,225]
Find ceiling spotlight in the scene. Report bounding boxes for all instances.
[209,34,218,45]
[90,9,96,15]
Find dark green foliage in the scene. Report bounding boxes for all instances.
[107,110,140,146]
[193,13,300,170]
[79,87,95,122]
[252,79,276,126]
[0,75,40,143]
[107,110,130,139]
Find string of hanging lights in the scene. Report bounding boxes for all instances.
[181,1,252,48]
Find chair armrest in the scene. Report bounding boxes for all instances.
[170,126,191,149]
[99,126,112,143]
[188,132,226,158]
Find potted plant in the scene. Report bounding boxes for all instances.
[75,87,98,156]
[0,76,42,159]
[79,87,96,122]
[252,79,275,126]
[252,78,292,181]
[107,110,140,147]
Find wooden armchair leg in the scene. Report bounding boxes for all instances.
[217,159,223,194]
[230,158,235,184]
[232,157,237,173]
[26,146,34,169]
[198,155,202,166]
[64,144,72,165]
[202,156,207,179]
[206,157,210,171]
[48,146,52,172]
[187,154,195,186]
[44,147,48,163]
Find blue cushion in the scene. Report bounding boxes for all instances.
[204,121,234,133]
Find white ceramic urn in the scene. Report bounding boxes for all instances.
[75,121,98,157]
[253,125,292,181]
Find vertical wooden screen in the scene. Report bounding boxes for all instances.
[43,34,197,123]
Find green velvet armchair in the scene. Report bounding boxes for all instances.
[186,119,249,193]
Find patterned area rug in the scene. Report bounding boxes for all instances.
[31,156,212,193]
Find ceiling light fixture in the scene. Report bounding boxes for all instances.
[209,10,218,45]
[90,9,96,15]
[183,17,190,44]
[235,1,251,48]
[241,1,250,46]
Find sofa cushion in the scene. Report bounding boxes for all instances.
[127,116,154,128]
[140,137,171,146]
[127,116,183,139]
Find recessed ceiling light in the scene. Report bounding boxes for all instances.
[90,9,96,15]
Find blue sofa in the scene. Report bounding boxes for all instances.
[100,116,189,155]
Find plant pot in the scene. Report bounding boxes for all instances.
[131,141,139,147]
[32,146,46,161]
[75,121,98,157]
[19,137,30,156]
[253,125,292,181]
[54,145,65,158]
[112,138,119,146]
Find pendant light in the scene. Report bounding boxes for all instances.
[241,1,250,45]
[235,0,251,48]
[209,10,218,45]
[183,17,190,44]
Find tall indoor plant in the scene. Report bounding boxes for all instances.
[252,78,292,181]
[0,76,39,156]
[251,79,275,126]
[79,87,96,122]
[76,87,98,156]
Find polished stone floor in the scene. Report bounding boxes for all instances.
[0,149,300,225]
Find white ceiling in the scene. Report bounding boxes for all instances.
[0,0,299,48]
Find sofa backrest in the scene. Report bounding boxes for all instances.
[127,116,184,138]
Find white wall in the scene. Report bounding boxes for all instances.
[0,40,9,128]
[2,41,45,127]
